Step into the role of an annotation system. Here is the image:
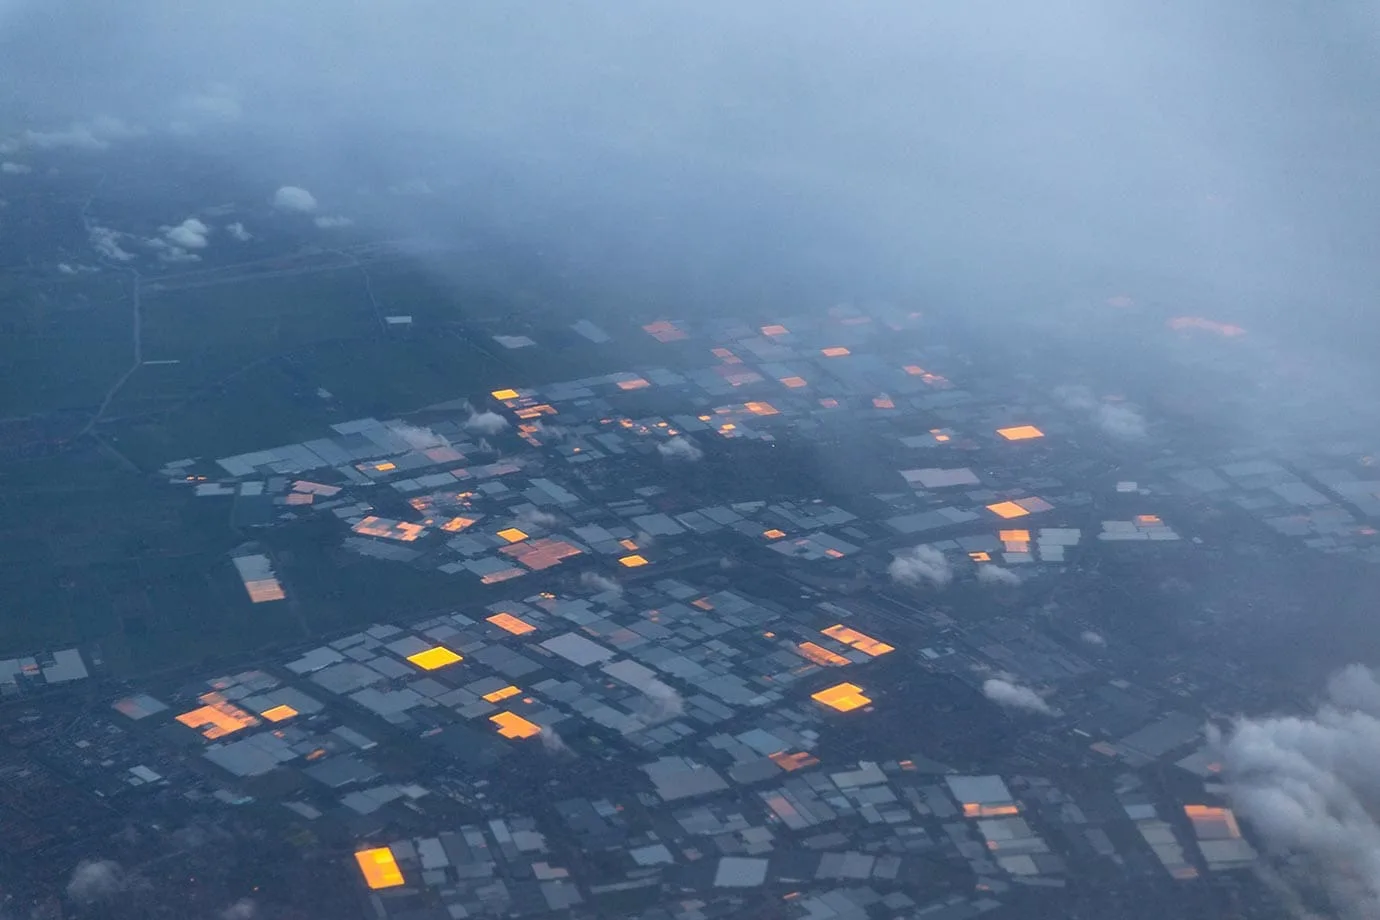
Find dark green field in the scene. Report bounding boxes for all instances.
[0,254,675,675]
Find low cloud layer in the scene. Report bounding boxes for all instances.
[982,678,1054,716]
[889,545,952,588]
[1218,664,1380,919]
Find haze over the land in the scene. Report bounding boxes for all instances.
[3,1,1379,355]
[7,5,1380,916]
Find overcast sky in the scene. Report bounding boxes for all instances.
[3,1,1380,354]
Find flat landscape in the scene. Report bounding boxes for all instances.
[0,241,660,675]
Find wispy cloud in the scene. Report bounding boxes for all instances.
[88,224,135,262]
[1055,385,1147,441]
[580,571,622,596]
[23,115,142,150]
[976,564,1021,587]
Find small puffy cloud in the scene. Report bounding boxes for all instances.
[517,507,560,530]
[1093,403,1147,440]
[25,115,142,150]
[976,564,1021,588]
[634,680,685,728]
[1219,664,1380,919]
[161,217,210,250]
[1055,384,1147,441]
[983,678,1054,715]
[1080,630,1107,647]
[66,859,128,903]
[145,238,200,263]
[220,900,258,920]
[0,161,30,174]
[314,215,354,229]
[889,545,952,588]
[657,436,703,462]
[464,410,509,435]
[88,225,135,262]
[272,185,318,213]
[226,222,252,242]
[580,572,623,596]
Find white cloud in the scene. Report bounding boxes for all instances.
[983,678,1054,715]
[1080,629,1107,647]
[1093,403,1147,440]
[539,726,573,756]
[66,860,129,904]
[88,225,135,262]
[226,221,252,241]
[517,507,560,530]
[0,161,30,174]
[1218,664,1380,919]
[161,217,210,249]
[634,680,685,728]
[145,238,201,263]
[464,410,509,435]
[657,436,703,462]
[1055,384,1147,441]
[976,564,1021,587]
[889,545,952,588]
[220,899,258,920]
[314,215,353,229]
[25,115,142,150]
[272,185,318,213]
[390,422,450,450]
[580,571,623,596]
